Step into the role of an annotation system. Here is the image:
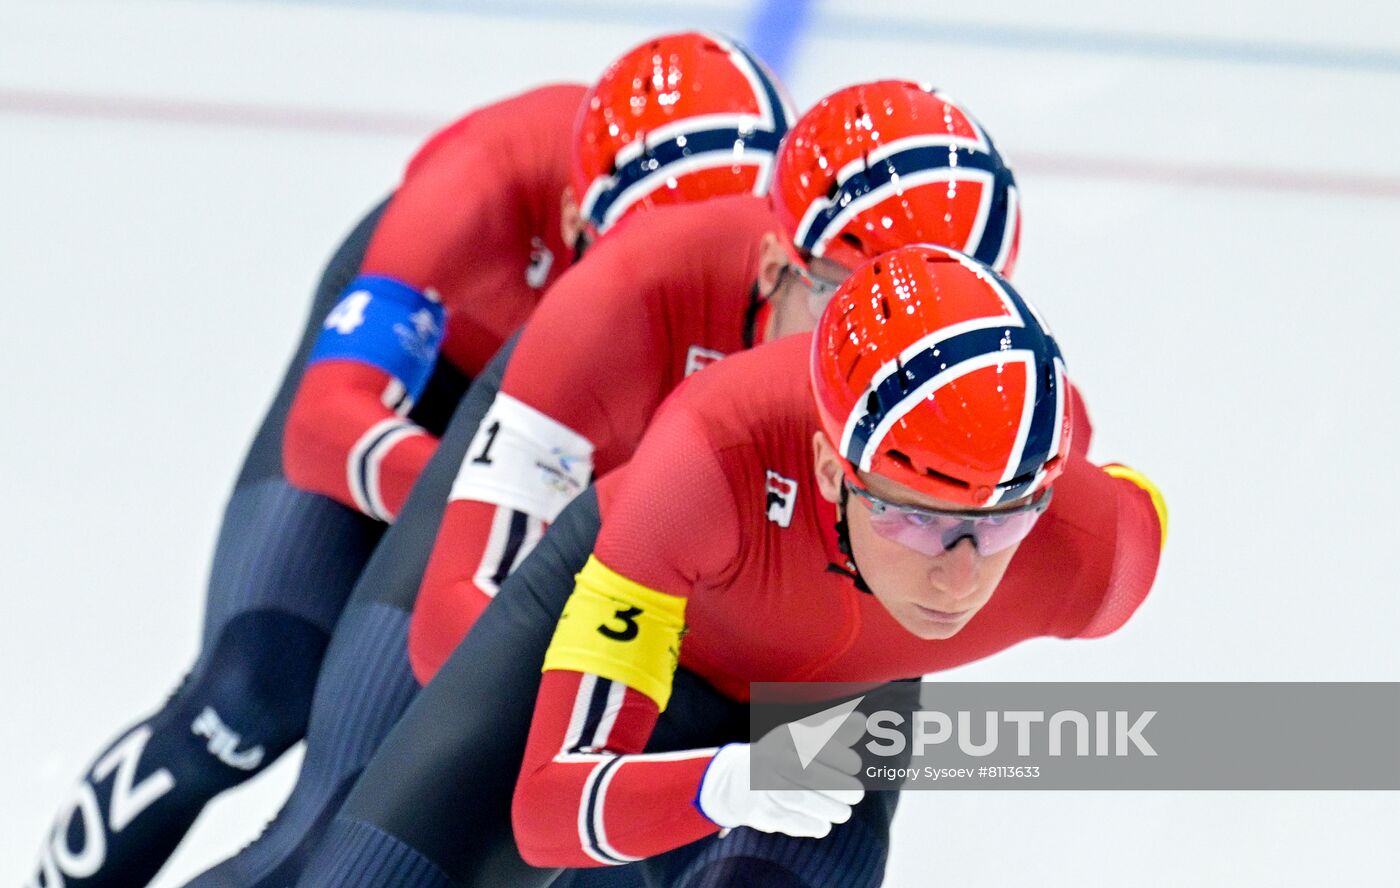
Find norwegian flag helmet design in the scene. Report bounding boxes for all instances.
[811,244,1071,507]
[772,81,1021,276]
[572,31,794,234]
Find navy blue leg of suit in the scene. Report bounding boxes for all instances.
[26,197,455,888]
[179,331,648,888]
[177,331,519,888]
[292,488,896,888]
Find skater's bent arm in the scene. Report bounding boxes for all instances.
[410,230,675,677]
[284,135,523,520]
[513,401,744,866]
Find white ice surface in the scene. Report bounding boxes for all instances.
[2,1,1398,885]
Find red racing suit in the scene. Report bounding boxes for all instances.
[407,193,1099,682]
[283,84,582,521]
[511,333,1166,867]
[408,195,781,681]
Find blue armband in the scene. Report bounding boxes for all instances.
[307,275,446,401]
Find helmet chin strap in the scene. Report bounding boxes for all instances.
[572,230,592,265]
[830,482,873,595]
[742,281,766,348]
[745,262,802,347]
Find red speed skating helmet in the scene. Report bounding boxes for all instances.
[811,244,1071,508]
[572,31,794,235]
[772,81,1021,276]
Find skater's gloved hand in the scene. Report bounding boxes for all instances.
[695,710,865,838]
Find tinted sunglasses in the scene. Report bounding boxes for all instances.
[844,476,1052,556]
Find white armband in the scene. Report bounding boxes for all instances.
[449,393,595,522]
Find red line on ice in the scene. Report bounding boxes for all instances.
[5,87,1400,201]
[0,87,434,138]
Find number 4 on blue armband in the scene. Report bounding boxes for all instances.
[308,274,447,402]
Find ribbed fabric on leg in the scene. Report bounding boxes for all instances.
[200,479,382,643]
[296,818,455,888]
[182,603,419,888]
[664,805,891,888]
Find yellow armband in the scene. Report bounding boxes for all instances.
[1103,464,1168,548]
[541,555,687,711]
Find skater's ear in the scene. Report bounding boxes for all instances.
[560,187,585,250]
[812,431,844,504]
[756,232,789,298]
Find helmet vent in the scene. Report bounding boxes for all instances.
[888,449,973,490]
[865,391,881,415]
[840,232,866,255]
[925,465,972,489]
[999,469,1037,490]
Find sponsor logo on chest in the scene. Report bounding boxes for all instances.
[526,236,555,289]
[765,470,798,527]
[684,345,726,377]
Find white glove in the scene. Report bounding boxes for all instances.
[696,711,866,838]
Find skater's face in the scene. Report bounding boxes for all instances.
[560,187,594,257]
[756,234,850,340]
[813,433,1024,640]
